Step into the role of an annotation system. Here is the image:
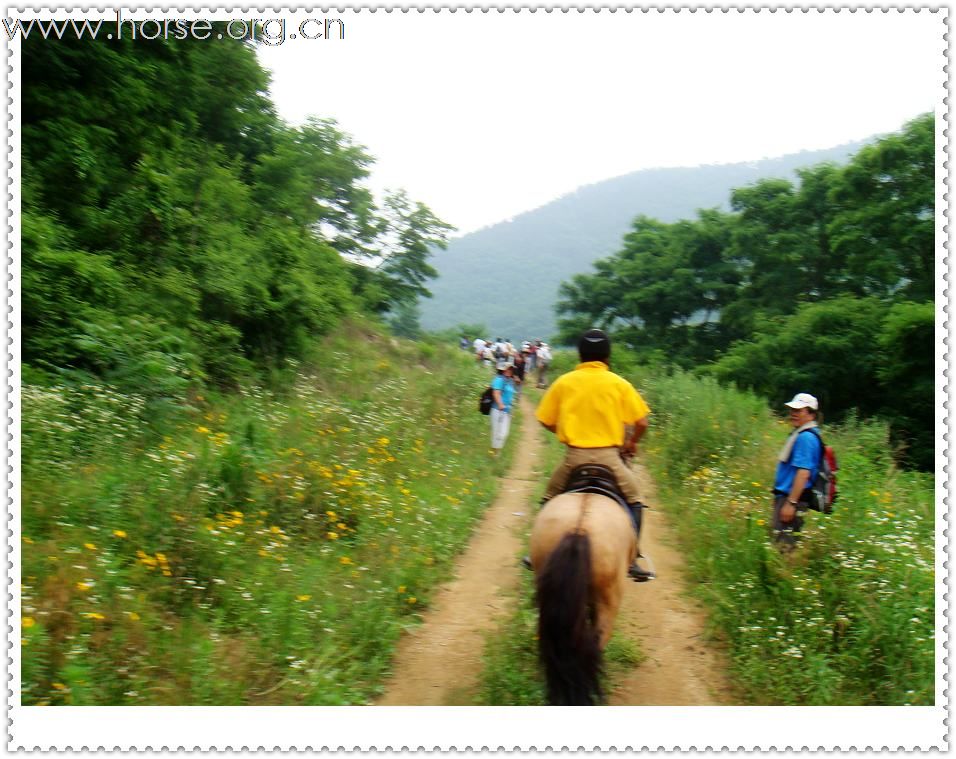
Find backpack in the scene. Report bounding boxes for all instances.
[479,386,495,415]
[801,429,839,514]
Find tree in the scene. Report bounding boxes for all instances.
[828,113,934,300]
[372,190,455,309]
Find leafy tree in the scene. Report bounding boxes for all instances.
[877,301,935,469]
[828,113,934,301]
[372,190,455,309]
[710,296,889,420]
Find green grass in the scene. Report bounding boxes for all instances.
[634,369,934,705]
[20,321,514,705]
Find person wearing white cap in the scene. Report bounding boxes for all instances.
[489,361,517,456]
[772,392,824,549]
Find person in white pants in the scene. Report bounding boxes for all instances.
[490,362,517,456]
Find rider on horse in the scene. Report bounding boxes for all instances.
[531,328,655,582]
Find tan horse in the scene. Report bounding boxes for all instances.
[529,491,638,705]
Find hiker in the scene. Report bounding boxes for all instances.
[535,342,552,388]
[533,329,655,581]
[511,352,527,391]
[489,361,517,456]
[772,392,823,551]
[526,340,538,372]
[473,337,487,362]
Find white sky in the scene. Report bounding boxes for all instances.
[257,10,944,235]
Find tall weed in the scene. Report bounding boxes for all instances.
[635,371,934,705]
[21,322,512,704]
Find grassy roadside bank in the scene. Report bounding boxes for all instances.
[20,322,514,705]
[633,369,934,705]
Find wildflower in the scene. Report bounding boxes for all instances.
[76,582,92,592]
[296,594,312,602]
[22,536,33,544]
[407,597,417,604]
[52,683,67,691]
[196,426,210,434]
[327,532,339,540]
[82,612,105,621]
[22,617,35,629]
[326,511,337,519]
[756,519,766,526]
[337,523,347,531]
[112,530,127,539]
[377,437,390,447]
[340,556,352,565]
[127,611,140,621]
[270,526,282,534]
[83,543,97,551]
[398,585,407,594]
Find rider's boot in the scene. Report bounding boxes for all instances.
[627,502,656,582]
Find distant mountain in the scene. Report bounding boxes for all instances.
[420,141,872,342]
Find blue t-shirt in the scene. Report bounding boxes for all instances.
[774,429,822,495]
[491,375,516,412]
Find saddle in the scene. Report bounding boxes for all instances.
[561,464,629,510]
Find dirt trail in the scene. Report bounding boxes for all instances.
[377,393,734,705]
[607,467,735,705]
[376,392,543,705]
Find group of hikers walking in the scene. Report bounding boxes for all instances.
[467,337,553,389]
[473,327,833,585]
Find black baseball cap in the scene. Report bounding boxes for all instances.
[578,328,611,362]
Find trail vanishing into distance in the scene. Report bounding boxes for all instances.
[377,393,733,706]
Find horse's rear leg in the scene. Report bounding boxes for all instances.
[594,576,625,650]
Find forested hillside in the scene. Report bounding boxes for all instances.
[556,114,935,469]
[419,142,867,341]
[22,30,452,393]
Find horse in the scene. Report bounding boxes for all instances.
[529,489,638,705]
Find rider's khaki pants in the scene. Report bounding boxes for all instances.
[543,446,641,503]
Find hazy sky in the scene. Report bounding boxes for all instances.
[257,10,943,235]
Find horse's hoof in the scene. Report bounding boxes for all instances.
[628,565,656,582]
[521,556,533,570]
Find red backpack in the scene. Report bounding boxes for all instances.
[803,429,839,514]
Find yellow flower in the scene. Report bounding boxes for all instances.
[83,543,97,551]
[337,523,347,531]
[407,597,417,604]
[296,594,311,602]
[756,519,766,526]
[398,585,407,594]
[378,437,390,447]
[196,426,210,434]
[22,617,35,629]
[270,525,282,534]
[326,511,337,519]
[52,683,67,691]
[127,611,140,621]
[22,536,33,544]
[112,530,127,539]
[340,556,352,565]
[82,612,105,621]
[76,581,91,592]
[327,532,339,540]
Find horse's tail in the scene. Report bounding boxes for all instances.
[535,531,603,705]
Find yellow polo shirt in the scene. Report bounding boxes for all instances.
[535,361,650,448]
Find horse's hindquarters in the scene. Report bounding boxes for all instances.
[530,493,637,704]
[530,492,636,581]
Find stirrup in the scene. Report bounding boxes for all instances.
[629,555,656,582]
